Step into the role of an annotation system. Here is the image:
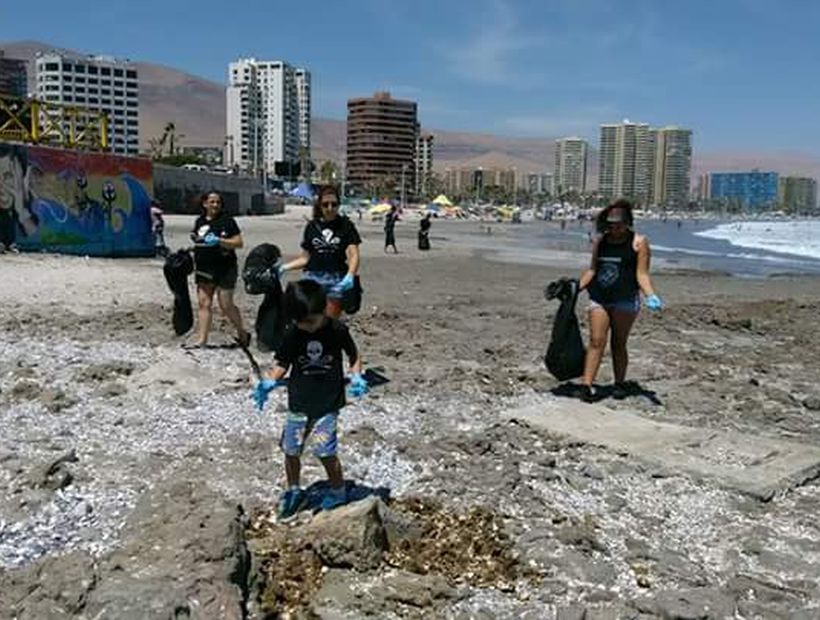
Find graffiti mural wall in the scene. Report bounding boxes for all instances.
[0,143,153,256]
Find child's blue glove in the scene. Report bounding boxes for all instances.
[347,373,369,399]
[254,378,283,411]
[333,273,355,295]
[645,293,663,311]
[203,232,220,247]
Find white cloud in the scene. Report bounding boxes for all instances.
[444,0,545,86]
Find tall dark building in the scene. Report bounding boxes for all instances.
[0,51,28,98]
[346,91,417,195]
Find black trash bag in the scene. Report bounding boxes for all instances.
[163,249,194,336]
[341,276,364,315]
[544,277,586,381]
[418,229,430,250]
[256,288,287,352]
[242,243,282,295]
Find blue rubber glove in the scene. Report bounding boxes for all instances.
[645,293,663,311]
[347,373,369,399]
[254,378,283,411]
[334,273,355,295]
[276,264,286,279]
[203,232,220,247]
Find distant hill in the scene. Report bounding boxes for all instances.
[3,39,820,185]
[1,40,225,149]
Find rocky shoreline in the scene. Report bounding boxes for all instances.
[1,215,819,618]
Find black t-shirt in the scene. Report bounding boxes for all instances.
[384,211,398,232]
[275,318,358,416]
[588,231,639,303]
[192,213,240,272]
[301,216,361,274]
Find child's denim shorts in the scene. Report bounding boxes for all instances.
[280,411,339,458]
[302,271,344,300]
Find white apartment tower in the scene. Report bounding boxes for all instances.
[650,126,692,208]
[35,51,139,156]
[598,120,653,204]
[414,132,434,197]
[226,58,310,176]
[553,137,588,194]
[295,69,311,159]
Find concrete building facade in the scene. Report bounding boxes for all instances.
[443,167,517,196]
[0,51,28,98]
[779,176,817,213]
[226,58,310,177]
[599,121,652,204]
[35,51,139,156]
[414,132,434,198]
[649,126,692,209]
[709,171,779,211]
[346,91,418,194]
[554,137,588,194]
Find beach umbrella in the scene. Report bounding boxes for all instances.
[369,203,392,215]
[432,194,453,206]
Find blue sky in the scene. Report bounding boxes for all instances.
[3,0,819,152]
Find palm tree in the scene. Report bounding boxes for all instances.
[319,160,338,184]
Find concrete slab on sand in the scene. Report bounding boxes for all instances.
[507,399,820,500]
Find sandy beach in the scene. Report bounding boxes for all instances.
[2,210,820,618]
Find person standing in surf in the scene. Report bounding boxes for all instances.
[578,199,662,401]
[279,185,361,319]
[189,191,250,348]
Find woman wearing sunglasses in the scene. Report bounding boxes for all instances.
[279,185,361,318]
[578,199,662,402]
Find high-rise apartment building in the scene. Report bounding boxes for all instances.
[443,167,517,196]
[599,121,652,204]
[599,120,693,208]
[346,91,417,194]
[414,133,434,197]
[779,176,817,212]
[35,51,139,156]
[225,58,310,176]
[553,137,588,194]
[521,172,553,195]
[295,69,311,161]
[709,171,779,211]
[0,51,28,98]
[649,126,692,208]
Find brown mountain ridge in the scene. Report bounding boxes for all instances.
[3,40,820,184]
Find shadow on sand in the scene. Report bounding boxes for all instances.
[551,380,663,406]
[299,480,391,514]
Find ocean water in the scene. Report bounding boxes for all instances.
[525,218,820,277]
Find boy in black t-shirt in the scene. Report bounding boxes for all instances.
[254,279,369,519]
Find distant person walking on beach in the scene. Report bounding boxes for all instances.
[418,212,431,250]
[279,185,361,319]
[384,205,399,253]
[189,191,250,348]
[578,199,662,401]
[253,279,369,519]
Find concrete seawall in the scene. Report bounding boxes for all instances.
[153,165,283,216]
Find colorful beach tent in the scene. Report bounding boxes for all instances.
[432,194,453,207]
[289,183,315,200]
